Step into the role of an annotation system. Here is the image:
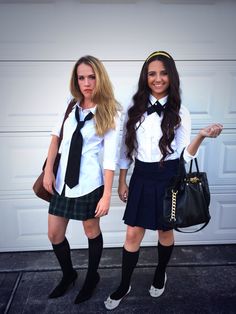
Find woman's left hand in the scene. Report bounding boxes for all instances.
[94,195,111,217]
[200,123,223,138]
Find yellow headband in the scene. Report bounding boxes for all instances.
[146,51,171,62]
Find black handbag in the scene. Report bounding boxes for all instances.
[32,100,76,202]
[163,149,211,233]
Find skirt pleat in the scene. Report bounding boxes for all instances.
[123,158,179,230]
[48,185,104,221]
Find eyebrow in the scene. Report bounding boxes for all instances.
[77,74,96,78]
[147,69,167,74]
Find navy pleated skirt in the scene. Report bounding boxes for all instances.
[123,158,179,231]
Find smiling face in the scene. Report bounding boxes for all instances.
[147,60,170,99]
[77,63,96,100]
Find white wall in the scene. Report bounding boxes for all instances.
[0,0,236,251]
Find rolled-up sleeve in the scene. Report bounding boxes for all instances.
[118,110,133,169]
[51,114,65,137]
[183,147,198,163]
[176,105,198,163]
[103,113,121,170]
[51,97,73,137]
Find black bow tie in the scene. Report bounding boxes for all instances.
[147,100,165,117]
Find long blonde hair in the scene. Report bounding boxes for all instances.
[70,55,121,136]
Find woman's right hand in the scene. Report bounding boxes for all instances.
[199,123,223,138]
[43,170,55,195]
[118,182,129,203]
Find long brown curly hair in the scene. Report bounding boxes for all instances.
[125,51,181,162]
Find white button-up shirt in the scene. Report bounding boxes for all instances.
[51,101,121,197]
[119,95,196,169]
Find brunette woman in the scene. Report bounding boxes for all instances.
[104,51,223,310]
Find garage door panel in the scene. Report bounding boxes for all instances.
[0,0,236,251]
[0,1,236,60]
[0,133,50,194]
[0,62,71,131]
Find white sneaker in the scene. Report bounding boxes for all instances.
[149,273,167,298]
[104,286,131,310]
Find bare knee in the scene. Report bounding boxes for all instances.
[48,229,65,244]
[158,230,174,246]
[125,227,145,252]
[48,215,68,244]
[83,219,100,239]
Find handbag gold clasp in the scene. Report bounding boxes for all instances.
[189,176,200,184]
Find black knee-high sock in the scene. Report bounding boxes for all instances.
[52,237,74,278]
[80,232,103,288]
[153,241,174,288]
[74,233,103,304]
[110,247,140,300]
[87,232,103,280]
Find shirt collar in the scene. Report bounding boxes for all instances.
[76,101,97,114]
[149,94,168,106]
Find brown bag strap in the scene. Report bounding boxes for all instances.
[58,98,77,146]
[42,99,77,171]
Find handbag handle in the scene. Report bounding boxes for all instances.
[169,148,201,191]
[175,221,210,233]
[179,148,200,175]
[189,157,200,173]
[171,149,186,190]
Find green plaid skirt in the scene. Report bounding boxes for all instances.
[48,185,104,221]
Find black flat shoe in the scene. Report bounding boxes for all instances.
[48,269,78,298]
[74,272,100,304]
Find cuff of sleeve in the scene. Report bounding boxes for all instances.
[184,148,199,163]
[118,158,132,169]
[103,161,116,171]
[51,131,60,137]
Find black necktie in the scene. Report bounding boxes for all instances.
[65,107,94,188]
[147,100,165,116]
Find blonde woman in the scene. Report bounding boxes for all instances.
[43,55,121,304]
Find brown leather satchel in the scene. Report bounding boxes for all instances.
[32,154,61,202]
[32,100,76,202]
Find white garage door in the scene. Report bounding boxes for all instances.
[0,0,235,251]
